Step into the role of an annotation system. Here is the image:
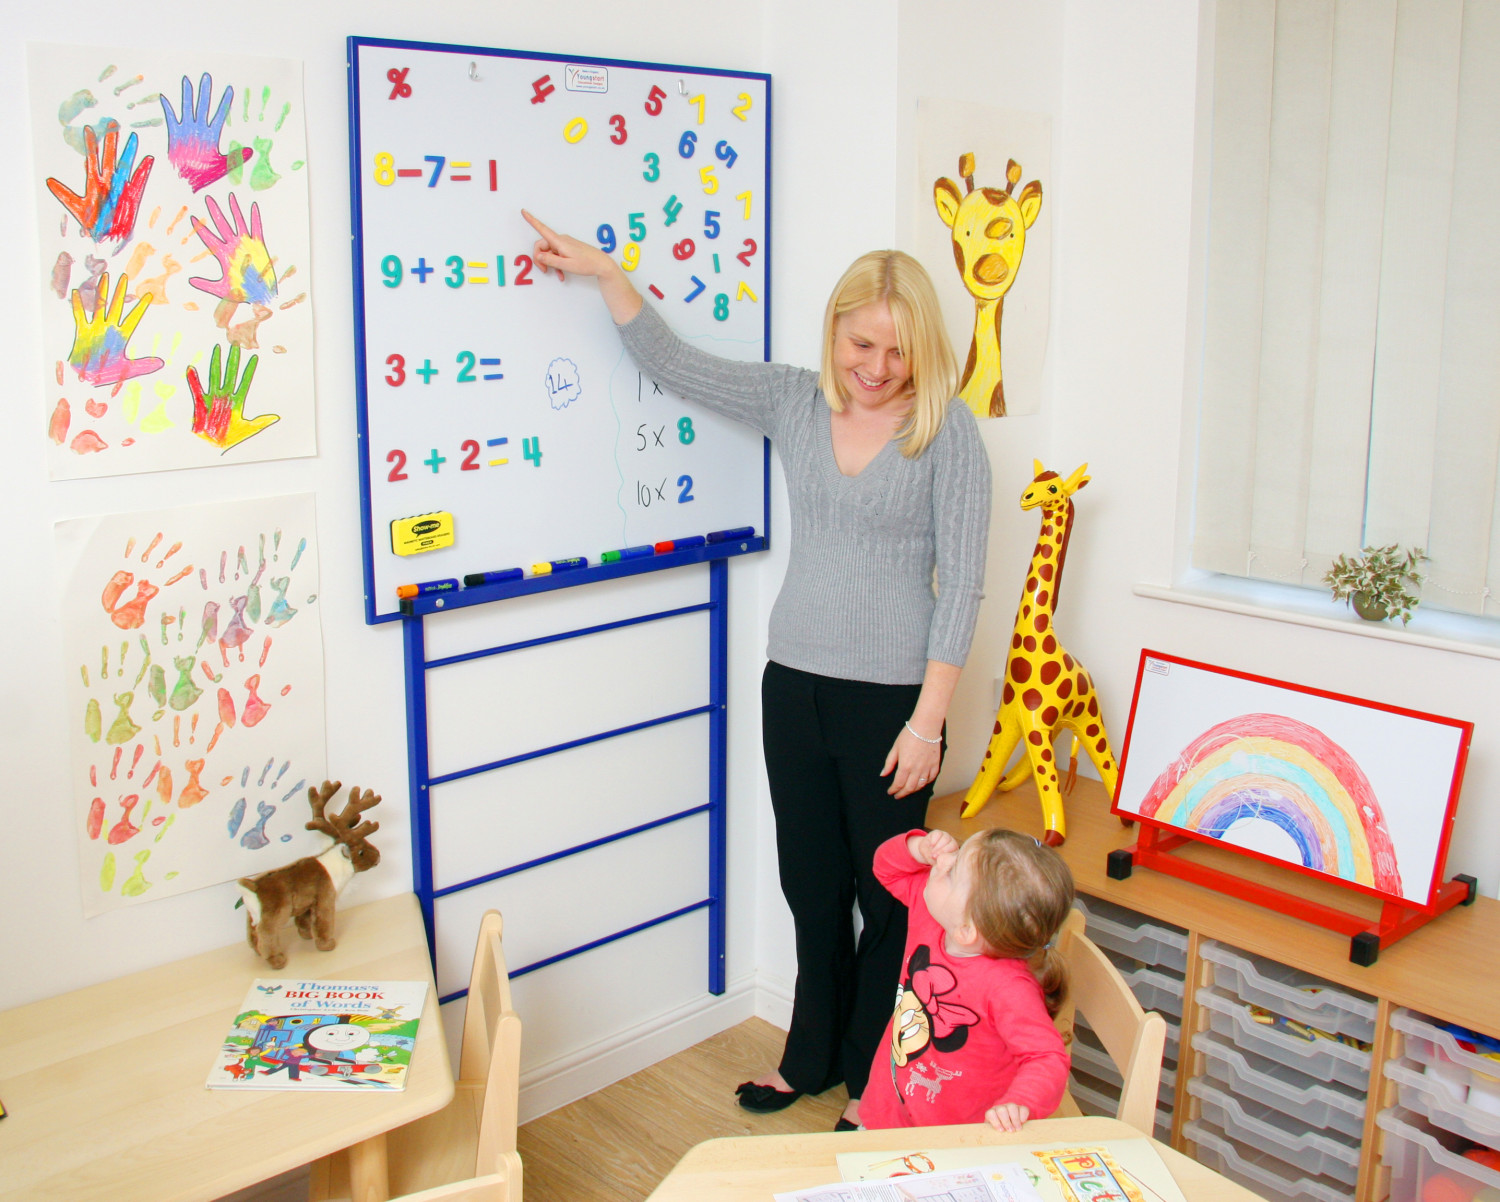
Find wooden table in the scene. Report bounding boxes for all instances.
[0,892,452,1202]
[644,1116,1268,1200]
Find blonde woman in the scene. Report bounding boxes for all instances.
[523,213,990,1130]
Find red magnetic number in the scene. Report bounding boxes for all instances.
[609,114,628,144]
[673,239,696,260]
[645,84,666,116]
[737,238,758,267]
[385,353,406,386]
[386,449,408,482]
[460,439,480,471]
[515,255,535,285]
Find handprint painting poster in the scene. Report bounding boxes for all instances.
[56,493,328,916]
[27,43,315,480]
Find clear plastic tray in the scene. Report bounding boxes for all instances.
[1384,1056,1500,1147]
[1187,1076,1360,1186]
[1074,893,1189,974]
[1076,1008,1180,1062]
[1393,1009,1500,1082]
[1069,1067,1172,1143]
[1099,945,1186,1019]
[1197,987,1372,1092]
[1376,1106,1500,1202]
[1192,1030,1366,1141]
[1185,1119,1355,1202]
[1071,1023,1177,1108]
[1201,941,1377,1043]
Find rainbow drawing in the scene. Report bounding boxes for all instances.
[1136,713,1402,894]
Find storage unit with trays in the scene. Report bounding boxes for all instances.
[1067,894,1188,1142]
[1374,1009,1500,1201]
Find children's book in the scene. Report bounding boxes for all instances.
[206,979,428,1091]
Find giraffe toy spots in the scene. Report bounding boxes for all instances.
[934,153,1042,419]
[963,461,1119,845]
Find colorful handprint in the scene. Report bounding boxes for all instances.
[46,123,154,244]
[189,193,278,306]
[160,73,253,192]
[68,272,164,387]
[187,343,280,450]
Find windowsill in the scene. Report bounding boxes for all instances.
[1134,574,1500,662]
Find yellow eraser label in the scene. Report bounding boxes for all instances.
[391,511,455,556]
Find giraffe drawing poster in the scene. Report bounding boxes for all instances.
[913,99,1051,418]
[1112,651,1471,909]
[27,42,315,480]
[56,493,327,917]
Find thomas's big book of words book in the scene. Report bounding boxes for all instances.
[206,979,428,1091]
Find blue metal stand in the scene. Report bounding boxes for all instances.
[402,558,730,1002]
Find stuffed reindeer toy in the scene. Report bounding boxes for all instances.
[237,780,382,969]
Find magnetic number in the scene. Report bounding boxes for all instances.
[425,155,445,187]
[563,117,588,143]
[621,243,640,271]
[732,93,753,121]
[386,449,408,481]
[678,474,694,503]
[628,212,647,242]
[494,255,506,285]
[713,293,729,321]
[384,354,406,386]
[514,255,535,285]
[645,84,666,115]
[678,129,697,158]
[737,238,759,267]
[642,152,660,182]
[523,436,542,466]
[699,165,718,194]
[678,416,696,444]
[704,210,721,239]
[380,254,402,287]
[597,224,617,254]
[461,439,480,470]
[684,275,706,302]
[663,195,683,226]
[374,152,395,185]
[445,256,464,287]
[715,140,738,168]
[609,114,628,144]
[688,94,705,124]
[735,191,753,220]
[456,351,476,382]
[672,239,696,260]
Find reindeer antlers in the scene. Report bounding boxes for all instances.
[305,780,382,844]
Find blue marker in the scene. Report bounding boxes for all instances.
[464,568,524,586]
[601,545,655,563]
[396,578,459,599]
[705,527,755,544]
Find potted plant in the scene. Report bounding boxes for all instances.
[1323,544,1427,624]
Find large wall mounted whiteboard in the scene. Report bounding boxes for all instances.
[348,38,771,622]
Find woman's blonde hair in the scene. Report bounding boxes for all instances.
[963,829,1075,1017]
[818,250,958,458]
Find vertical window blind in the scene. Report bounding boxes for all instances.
[1193,0,1500,617]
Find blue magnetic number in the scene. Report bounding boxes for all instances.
[714,140,738,168]
[425,155,446,187]
[677,474,694,503]
[597,224,617,253]
[704,210,721,239]
[678,130,697,158]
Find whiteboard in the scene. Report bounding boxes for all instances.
[348,38,771,622]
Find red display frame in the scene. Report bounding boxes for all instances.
[1106,650,1477,964]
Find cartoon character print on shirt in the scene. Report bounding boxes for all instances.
[889,944,979,1101]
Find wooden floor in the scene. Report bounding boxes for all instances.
[516,1018,849,1202]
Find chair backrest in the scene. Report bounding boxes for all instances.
[460,910,523,1174]
[391,1158,521,1202]
[1053,908,1167,1134]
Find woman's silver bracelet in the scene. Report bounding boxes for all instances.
[903,720,941,745]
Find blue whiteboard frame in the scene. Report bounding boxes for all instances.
[347,36,773,626]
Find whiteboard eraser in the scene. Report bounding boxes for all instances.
[391,511,455,556]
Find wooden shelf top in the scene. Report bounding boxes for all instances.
[928,780,1499,1031]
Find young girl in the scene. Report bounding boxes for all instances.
[858,827,1075,1131]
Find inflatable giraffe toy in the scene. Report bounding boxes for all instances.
[933,153,1043,419]
[963,462,1119,845]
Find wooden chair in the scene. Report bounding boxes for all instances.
[310,910,522,1201]
[1049,908,1167,1135]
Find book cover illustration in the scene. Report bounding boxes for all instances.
[206,979,427,1090]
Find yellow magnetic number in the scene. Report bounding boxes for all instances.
[622,243,640,272]
[564,117,588,143]
[732,93,753,121]
[736,281,758,302]
[689,93,705,124]
[374,152,395,186]
[735,190,753,220]
[700,165,719,194]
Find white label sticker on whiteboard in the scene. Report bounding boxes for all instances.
[349,39,771,621]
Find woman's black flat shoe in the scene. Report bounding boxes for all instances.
[834,1117,859,1131]
[735,1080,803,1112]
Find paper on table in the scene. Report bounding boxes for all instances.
[774,1161,1043,1202]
